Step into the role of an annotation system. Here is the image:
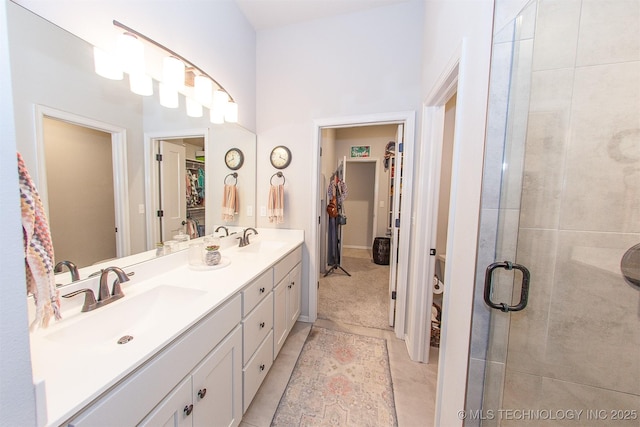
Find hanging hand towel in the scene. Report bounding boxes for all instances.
[18,152,61,329]
[268,184,284,224]
[222,184,239,222]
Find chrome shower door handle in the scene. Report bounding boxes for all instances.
[483,261,530,312]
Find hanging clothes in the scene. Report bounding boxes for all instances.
[326,167,348,268]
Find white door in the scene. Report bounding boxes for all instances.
[388,124,404,326]
[159,140,186,242]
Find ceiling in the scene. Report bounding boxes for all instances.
[234,0,410,30]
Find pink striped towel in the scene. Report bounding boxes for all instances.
[222,184,239,222]
[18,152,61,329]
[268,184,284,224]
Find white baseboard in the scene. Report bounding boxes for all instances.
[343,245,370,250]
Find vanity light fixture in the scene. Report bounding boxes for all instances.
[159,83,179,108]
[129,73,153,96]
[210,89,228,124]
[194,75,213,105]
[93,47,123,80]
[117,32,145,75]
[210,108,224,125]
[225,101,238,123]
[162,56,185,89]
[186,97,203,118]
[93,20,239,123]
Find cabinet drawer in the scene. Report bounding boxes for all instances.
[242,269,273,316]
[273,246,302,285]
[242,293,273,365]
[243,330,274,413]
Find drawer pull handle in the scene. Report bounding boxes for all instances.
[260,321,265,328]
[259,287,265,293]
[259,364,265,371]
[198,388,207,399]
[184,404,194,416]
[291,281,295,286]
[288,284,292,289]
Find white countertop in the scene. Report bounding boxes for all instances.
[29,228,304,426]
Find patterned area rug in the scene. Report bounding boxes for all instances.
[318,255,391,330]
[272,326,397,426]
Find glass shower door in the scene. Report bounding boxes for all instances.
[469,0,640,425]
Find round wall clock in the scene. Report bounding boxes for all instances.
[225,148,244,170]
[270,145,292,169]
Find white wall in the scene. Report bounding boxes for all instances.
[0,1,37,424]
[256,0,424,320]
[419,1,495,425]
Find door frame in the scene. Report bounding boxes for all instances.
[342,157,379,250]
[428,38,491,426]
[407,60,460,366]
[34,104,130,258]
[144,128,209,250]
[310,111,415,340]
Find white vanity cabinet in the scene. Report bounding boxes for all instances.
[139,325,243,427]
[55,237,304,427]
[68,295,242,427]
[273,247,302,358]
[241,270,274,412]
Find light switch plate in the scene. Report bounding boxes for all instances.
[260,206,267,217]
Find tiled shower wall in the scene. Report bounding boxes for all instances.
[503,0,639,422]
[469,0,640,425]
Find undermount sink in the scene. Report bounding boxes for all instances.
[44,285,206,348]
[239,240,287,253]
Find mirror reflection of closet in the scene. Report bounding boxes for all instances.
[155,137,207,242]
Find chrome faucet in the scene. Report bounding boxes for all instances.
[215,225,229,236]
[238,228,258,247]
[62,266,130,312]
[54,260,80,282]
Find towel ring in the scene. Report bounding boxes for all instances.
[224,172,238,185]
[270,171,285,186]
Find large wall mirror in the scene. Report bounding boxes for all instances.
[7,1,257,285]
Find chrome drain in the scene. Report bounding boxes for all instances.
[117,335,134,344]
